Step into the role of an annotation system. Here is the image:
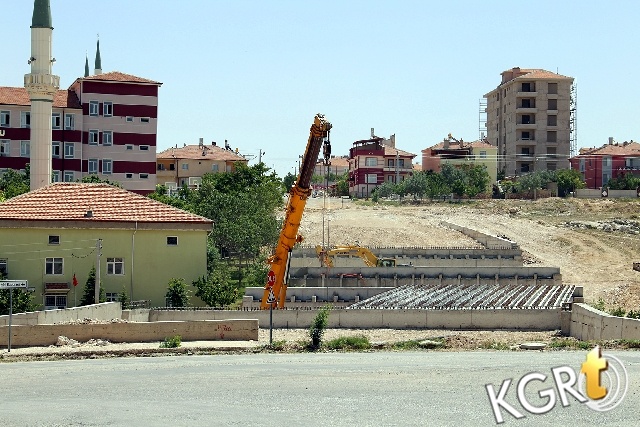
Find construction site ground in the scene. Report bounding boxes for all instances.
[2,196,640,361]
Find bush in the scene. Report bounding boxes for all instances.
[609,307,626,317]
[590,298,606,312]
[626,309,640,319]
[165,278,190,308]
[309,305,330,349]
[160,335,182,348]
[325,335,371,350]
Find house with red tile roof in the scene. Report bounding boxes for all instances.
[312,156,349,190]
[0,183,212,309]
[156,139,247,191]
[422,136,498,184]
[570,139,640,188]
[348,133,416,197]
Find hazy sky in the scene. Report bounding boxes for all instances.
[2,1,639,177]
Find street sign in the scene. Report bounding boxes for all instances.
[267,289,276,304]
[0,280,28,289]
[267,270,276,287]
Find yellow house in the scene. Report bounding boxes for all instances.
[422,138,498,184]
[0,183,212,309]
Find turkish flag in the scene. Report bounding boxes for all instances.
[72,273,78,287]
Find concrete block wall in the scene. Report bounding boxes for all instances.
[568,303,640,340]
[0,319,258,347]
[0,302,122,326]
[575,189,639,199]
[442,222,518,249]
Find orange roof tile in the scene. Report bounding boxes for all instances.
[580,141,640,156]
[428,139,494,150]
[82,71,162,85]
[0,87,81,108]
[315,156,350,167]
[157,144,246,162]
[383,146,416,158]
[0,183,212,225]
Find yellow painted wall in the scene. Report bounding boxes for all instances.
[0,225,208,308]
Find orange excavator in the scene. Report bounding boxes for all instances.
[261,114,332,309]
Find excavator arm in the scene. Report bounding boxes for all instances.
[261,114,332,309]
[316,245,395,268]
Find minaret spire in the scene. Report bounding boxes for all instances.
[84,53,89,77]
[94,37,102,75]
[25,0,59,191]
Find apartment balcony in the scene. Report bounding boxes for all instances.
[383,166,412,173]
[516,153,536,161]
[517,91,538,97]
[516,139,537,146]
[516,106,538,113]
[516,123,537,129]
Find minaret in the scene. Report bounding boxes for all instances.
[84,54,89,77]
[94,39,102,75]
[24,0,59,191]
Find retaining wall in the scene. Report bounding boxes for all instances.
[566,303,640,340]
[0,302,122,326]
[0,319,258,347]
[147,308,561,330]
[441,222,518,249]
[575,189,639,199]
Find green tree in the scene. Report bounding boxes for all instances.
[0,270,37,315]
[606,172,640,191]
[441,163,465,200]
[118,286,130,310]
[425,171,450,200]
[165,278,190,308]
[461,164,490,198]
[309,305,330,349]
[554,169,586,196]
[282,172,296,192]
[0,166,30,199]
[334,172,350,196]
[403,171,428,200]
[79,174,122,187]
[79,266,105,306]
[192,267,237,308]
[374,181,398,198]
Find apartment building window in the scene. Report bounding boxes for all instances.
[20,141,30,157]
[579,159,585,172]
[182,163,189,170]
[140,173,149,179]
[125,173,133,179]
[521,99,534,108]
[20,111,30,128]
[547,115,557,126]
[48,235,60,245]
[102,159,113,174]
[126,116,133,122]
[387,175,395,183]
[0,140,9,156]
[52,142,60,158]
[547,131,557,143]
[479,151,487,159]
[398,159,405,168]
[365,157,377,167]
[211,164,219,172]
[64,142,75,159]
[603,157,611,167]
[103,102,113,117]
[521,148,531,156]
[52,113,61,129]
[548,99,557,110]
[140,145,149,151]
[521,82,534,92]
[107,258,124,275]
[140,117,150,123]
[521,131,532,141]
[126,144,133,150]
[0,259,7,276]
[88,158,98,174]
[64,113,75,130]
[45,257,63,275]
[365,174,377,184]
[52,170,60,182]
[603,173,611,186]
[387,159,394,167]
[0,111,9,127]
[496,109,499,117]
[521,115,533,124]
[89,130,99,145]
[169,164,175,171]
[64,171,74,182]
[157,164,165,171]
[105,292,119,302]
[548,83,558,94]
[89,101,99,116]
[102,131,113,146]
[167,236,178,246]
[45,294,67,310]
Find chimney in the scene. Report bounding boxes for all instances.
[199,137,204,148]
[443,138,450,149]
[212,141,216,146]
[608,137,614,145]
[371,128,375,138]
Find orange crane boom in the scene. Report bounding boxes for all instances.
[261,114,332,309]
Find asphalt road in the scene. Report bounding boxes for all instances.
[0,351,638,426]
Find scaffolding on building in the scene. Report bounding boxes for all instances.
[479,98,488,141]
[570,82,578,158]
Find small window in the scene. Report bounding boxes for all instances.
[89,101,99,116]
[125,173,133,179]
[21,111,30,128]
[479,151,487,159]
[52,170,61,182]
[548,83,558,95]
[365,157,377,167]
[64,142,75,159]
[48,235,60,245]
[88,158,98,174]
[140,173,149,179]
[548,99,558,110]
[0,111,9,127]
[365,174,377,184]
[102,159,113,174]
[211,164,219,172]
[102,131,113,146]
[0,259,7,276]
[106,257,124,275]
[52,142,61,158]
[45,257,63,275]
[64,113,75,130]
[52,113,61,129]
[64,171,74,182]
[89,130,99,145]
[103,102,113,117]
[45,294,67,310]
[547,131,557,143]
[140,117,150,123]
[169,164,175,171]
[167,236,178,246]
[126,144,133,150]
[20,141,30,157]
[157,164,166,171]
[548,115,557,126]
[182,163,189,170]
[1,140,10,156]
[126,116,134,122]
[105,292,119,302]
[140,145,149,151]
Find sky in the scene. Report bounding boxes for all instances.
[2,0,640,178]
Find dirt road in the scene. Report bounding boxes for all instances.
[300,197,640,310]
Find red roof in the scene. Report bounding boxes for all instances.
[157,144,246,162]
[0,87,81,108]
[82,71,162,85]
[0,183,211,225]
[427,139,494,150]
[577,141,640,156]
[383,146,416,158]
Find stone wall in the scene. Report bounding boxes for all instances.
[565,303,640,340]
[0,302,122,326]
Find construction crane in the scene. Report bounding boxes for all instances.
[261,114,332,309]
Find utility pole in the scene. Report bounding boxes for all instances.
[258,149,265,164]
[95,239,102,304]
